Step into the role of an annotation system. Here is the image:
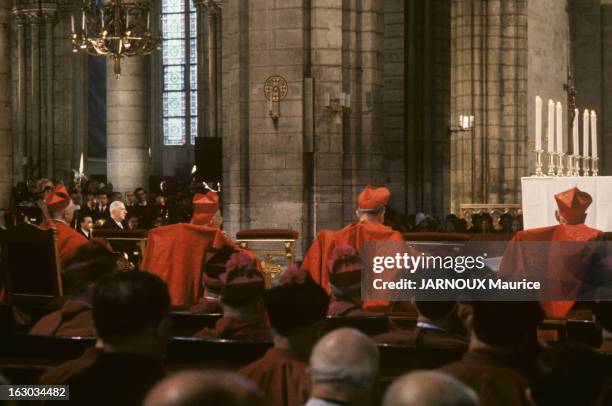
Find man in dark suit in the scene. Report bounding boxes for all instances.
[107,201,127,229]
[92,191,110,222]
[40,271,171,405]
[78,215,93,239]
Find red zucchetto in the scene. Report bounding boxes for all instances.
[192,191,219,225]
[220,252,264,306]
[357,185,390,210]
[45,184,72,214]
[554,187,593,224]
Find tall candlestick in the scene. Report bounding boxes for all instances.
[547,100,555,153]
[555,102,563,154]
[590,111,597,159]
[535,96,542,151]
[572,108,579,156]
[583,109,590,159]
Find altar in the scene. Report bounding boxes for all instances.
[521,176,612,231]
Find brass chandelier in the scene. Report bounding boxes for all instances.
[71,0,161,78]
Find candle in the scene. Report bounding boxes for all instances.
[583,109,590,159]
[590,111,597,159]
[71,14,75,33]
[81,10,85,31]
[535,96,542,151]
[572,109,579,156]
[79,153,84,175]
[547,100,555,153]
[147,11,150,31]
[555,102,563,154]
[101,9,105,29]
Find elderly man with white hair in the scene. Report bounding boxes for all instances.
[107,200,128,229]
[306,328,380,406]
[382,371,478,406]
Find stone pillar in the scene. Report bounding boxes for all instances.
[13,10,26,184]
[28,11,41,179]
[0,0,11,209]
[195,0,220,138]
[106,56,149,193]
[450,0,528,213]
[43,7,55,177]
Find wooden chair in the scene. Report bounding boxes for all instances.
[0,224,62,306]
[236,229,299,287]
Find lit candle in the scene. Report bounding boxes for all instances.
[71,14,75,33]
[583,109,590,159]
[547,100,555,153]
[555,102,563,154]
[590,111,597,159]
[535,96,542,151]
[572,108,579,156]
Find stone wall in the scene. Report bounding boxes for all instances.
[601,1,612,175]
[451,0,528,213]
[0,0,11,210]
[528,0,570,164]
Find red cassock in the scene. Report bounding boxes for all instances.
[240,348,310,406]
[142,224,244,308]
[29,298,94,337]
[499,224,603,318]
[40,220,89,263]
[302,220,405,312]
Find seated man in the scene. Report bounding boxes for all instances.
[527,345,606,406]
[40,271,171,405]
[439,301,545,406]
[142,191,245,307]
[105,201,127,229]
[240,267,329,406]
[40,184,88,263]
[194,252,270,340]
[326,245,376,317]
[189,246,235,314]
[144,370,265,406]
[382,371,478,406]
[306,328,379,406]
[302,185,405,312]
[374,300,467,349]
[29,239,118,337]
[500,187,604,317]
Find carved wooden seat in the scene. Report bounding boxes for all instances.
[236,229,299,287]
[0,224,62,306]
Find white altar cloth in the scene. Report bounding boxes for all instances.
[521,176,612,232]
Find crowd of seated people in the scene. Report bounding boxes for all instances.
[4,178,523,237]
[6,239,606,406]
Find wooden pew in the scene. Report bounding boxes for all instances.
[170,312,221,336]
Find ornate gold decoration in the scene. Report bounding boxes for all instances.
[261,255,283,289]
[264,75,288,102]
[71,0,161,78]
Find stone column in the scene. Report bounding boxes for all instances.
[27,11,42,179]
[43,6,56,178]
[106,56,149,193]
[0,0,11,209]
[450,0,528,213]
[195,0,220,138]
[13,10,26,183]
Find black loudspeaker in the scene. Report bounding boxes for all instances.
[194,137,223,183]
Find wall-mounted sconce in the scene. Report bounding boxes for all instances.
[264,75,288,129]
[450,114,475,132]
[324,92,351,124]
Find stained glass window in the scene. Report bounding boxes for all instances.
[162,0,198,145]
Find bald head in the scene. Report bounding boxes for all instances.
[144,370,264,406]
[310,327,379,388]
[383,371,478,406]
